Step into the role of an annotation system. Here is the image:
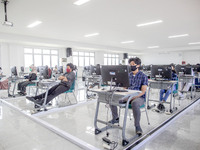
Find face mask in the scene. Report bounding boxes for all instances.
[29,68,32,72]
[66,68,71,73]
[131,65,137,71]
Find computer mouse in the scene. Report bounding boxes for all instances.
[101,88,105,90]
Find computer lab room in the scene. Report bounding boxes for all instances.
[0,0,200,150]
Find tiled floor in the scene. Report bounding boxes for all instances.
[0,79,200,150]
[0,103,82,150]
[137,100,200,150]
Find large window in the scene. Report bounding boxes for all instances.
[24,48,58,67]
[73,51,95,67]
[104,54,119,65]
[125,55,136,65]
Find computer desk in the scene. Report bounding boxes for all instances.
[85,75,102,98]
[33,79,59,111]
[7,76,25,97]
[178,75,196,99]
[91,88,141,146]
[146,80,177,113]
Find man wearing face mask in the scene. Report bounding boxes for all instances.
[109,57,148,136]
[26,63,75,106]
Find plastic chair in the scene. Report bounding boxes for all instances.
[64,80,77,104]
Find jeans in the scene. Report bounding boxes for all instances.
[160,84,176,102]
[110,97,144,127]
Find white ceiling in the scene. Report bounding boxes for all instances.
[0,0,199,53]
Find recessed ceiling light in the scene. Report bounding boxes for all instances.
[27,21,42,28]
[74,0,90,5]
[84,33,99,37]
[121,41,134,44]
[147,46,159,49]
[168,34,189,38]
[136,20,163,27]
[188,42,200,45]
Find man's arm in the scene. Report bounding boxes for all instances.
[58,76,64,80]
[132,85,147,100]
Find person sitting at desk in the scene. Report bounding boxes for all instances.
[158,65,178,111]
[178,65,194,99]
[26,63,75,106]
[17,65,37,96]
[0,67,9,90]
[109,57,148,136]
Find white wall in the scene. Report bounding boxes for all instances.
[140,50,200,65]
[182,51,200,64]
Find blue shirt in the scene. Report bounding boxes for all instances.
[128,71,148,98]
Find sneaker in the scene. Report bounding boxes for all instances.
[157,103,165,111]
[108,118,119,124]
[136,126,143,136]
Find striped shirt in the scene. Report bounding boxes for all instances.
[128,71,148,98]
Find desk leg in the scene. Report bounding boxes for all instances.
[170,86,173,113]
[147,86,151,109]
[42,87,49,111]
[122,103,130,146]
[94,101,101,134]
[8,81,11,97]
[12,82,17,97]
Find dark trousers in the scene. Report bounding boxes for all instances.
[34,83,69,104]
[18,81,32,92]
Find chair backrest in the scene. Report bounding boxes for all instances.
[70,80,75,90]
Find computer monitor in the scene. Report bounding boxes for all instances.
[175,65,193,75]
[37,67,40,72]
[101,65,130,87]
[185,66,193,75]
[90,65,101,75]
[143,65,151,71]
[191,65,200,72]
[151,65,172,80]
[58,66,63,74]
[84,66,90,71]
[39,66,49,79]
[21,66,24,72]
[175,65,186,75]
[11,66,17,76]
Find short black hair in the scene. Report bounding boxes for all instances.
[128,57,141,65]
[67,63,74,70]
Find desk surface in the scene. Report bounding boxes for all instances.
[91,88,141,96]
[148,79,177,83]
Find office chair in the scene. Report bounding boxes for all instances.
[64,80,77,104]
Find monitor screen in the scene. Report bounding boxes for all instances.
[21,66,24,72]
[39,66,49,79]
[58,66,63,74]
[11,66,17,76]
[151,65,172,80]
[142,65,151,71]
[90,65,101,75]
[101,65,130,87]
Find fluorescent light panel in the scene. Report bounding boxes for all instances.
[27,21,42,28]
[137,20,163,27]
[148,46,159,49]
[188,42,200,45]
[168,34,189,38]
[84,33,99,37]
[74,0,90,5]
[121,41,134,44]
